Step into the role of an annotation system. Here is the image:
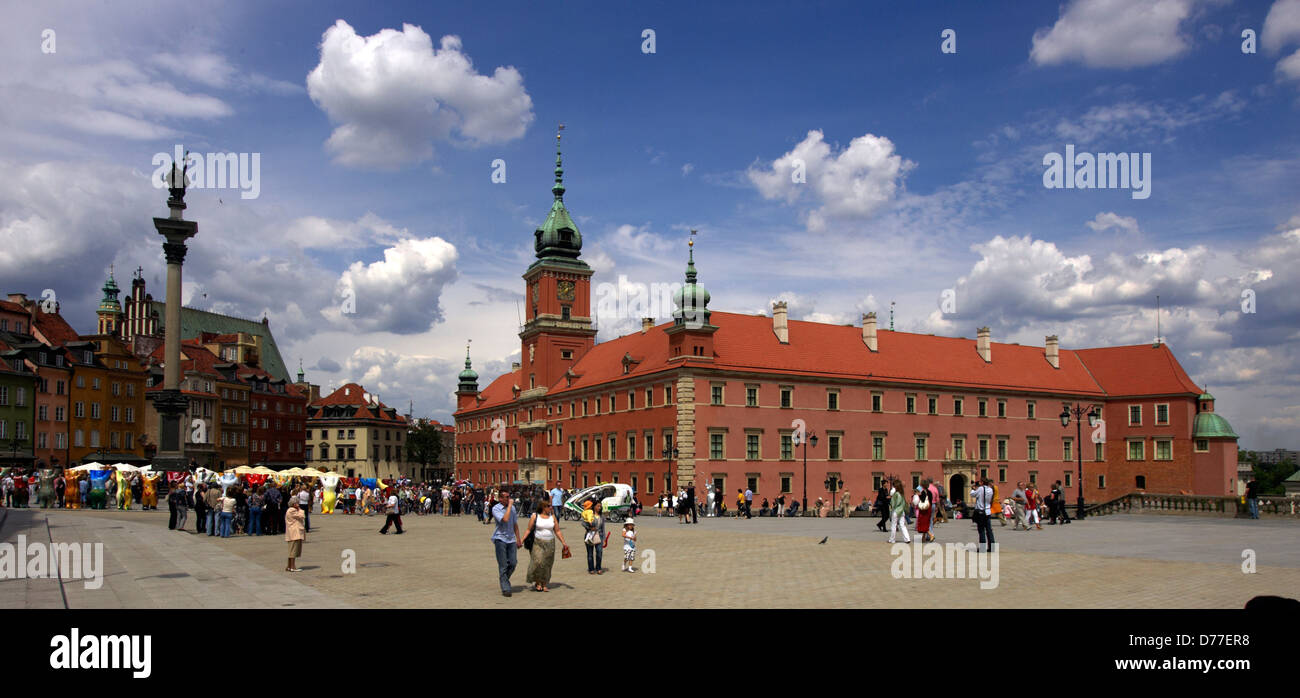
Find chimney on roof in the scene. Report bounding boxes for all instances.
[1045,335,1060,369]
[7,293,27,305]
[862,312,878,352]
[772,301,789,344]
[641,317,653,334]
[976,327,991,363]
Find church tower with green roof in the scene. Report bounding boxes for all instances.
[518,126,597,396]
[96,267,124,336]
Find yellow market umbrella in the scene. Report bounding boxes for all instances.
[251,466,277,475]
[233,465,257,475]
[300,467,325,477]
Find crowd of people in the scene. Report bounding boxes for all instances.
[1,465,161,510]
[872,477,1076,549]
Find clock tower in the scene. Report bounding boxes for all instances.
[520,127,597,396]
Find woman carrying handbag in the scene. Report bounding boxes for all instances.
[523,499,568,592]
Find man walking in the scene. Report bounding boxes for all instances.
[686,485,697,524]
[744,486,753,519]
[379,488,404,534]
[490,491,521,597]
[1050,480,1071,524]
[1011,482,1028,530]
[549,484,565,518]
[970,477,995,553]
[1246,477,1259,519]
[875,483,889,532]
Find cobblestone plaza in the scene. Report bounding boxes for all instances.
[3,508,1295,609]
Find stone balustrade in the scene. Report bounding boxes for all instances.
[1085,491,1299,519]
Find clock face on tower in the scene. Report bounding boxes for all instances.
[557,280,575,301]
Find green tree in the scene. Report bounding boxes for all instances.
[1254,458,1298,496]
[406,419,444,471]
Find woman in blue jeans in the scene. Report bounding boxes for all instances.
[219,491,236,538]
[583,501,606,574]
[247,487,264,536]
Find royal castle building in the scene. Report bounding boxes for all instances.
[453,135,1239,508]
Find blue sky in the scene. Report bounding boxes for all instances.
[2,0,1298,448]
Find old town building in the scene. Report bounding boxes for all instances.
[0,338,37,468]
[305,383,410,479]
[454,138,1239,505]
[241,366,309,468]
[0,336,72,467]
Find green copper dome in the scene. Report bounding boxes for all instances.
[457,344,478,392]
[1198,391,1215,402]
[1193,412,1237,439]
[98,269,122,313]
[672,239,711,326]
[533,131,584,264]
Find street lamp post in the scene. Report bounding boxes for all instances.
[1060,403,1101,520]
[824,474,843,515]
[661,445,679,490]
[8,436,24,468]
[799,432,818,514]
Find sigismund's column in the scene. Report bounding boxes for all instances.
[148,159,198,471]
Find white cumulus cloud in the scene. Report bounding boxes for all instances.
[748,129,913,231]
[1086,212,1141,235]
[306,20,534,169]
[1263,0,1300,53]
[1030,0,1214,68]
[325,237,460,334]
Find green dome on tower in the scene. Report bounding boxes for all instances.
[533,127,586,267]
[1193,412,1237,439]
[98,267,122,314]
[672,235,711,327]
[457,343,478,393]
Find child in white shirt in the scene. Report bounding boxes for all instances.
[622,519,637,572]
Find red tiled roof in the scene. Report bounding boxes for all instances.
[310,383,404,422]
[553,312,1107,396]
[31,310,80,347]
[460,311,1203,413]
[0,300,27,315]
[315,383,374,406]
[146,340,224,377]
[1074,344,1201,397]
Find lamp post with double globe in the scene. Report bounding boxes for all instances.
[1059,404,1101,520]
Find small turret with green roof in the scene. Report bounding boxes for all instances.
[672,233,712,327]
[98,266,122,314]
[1193,387,1237,439]
[457,342,479,393]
